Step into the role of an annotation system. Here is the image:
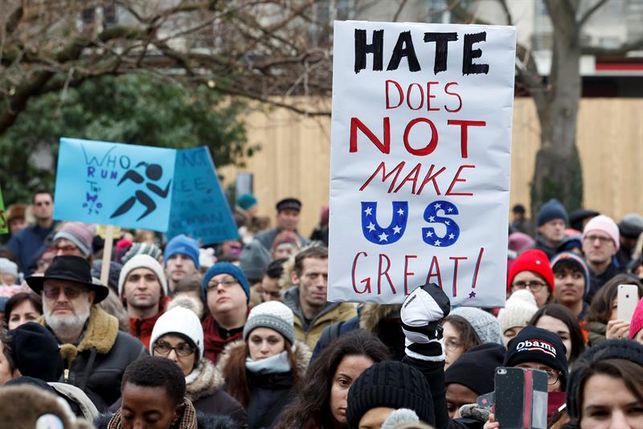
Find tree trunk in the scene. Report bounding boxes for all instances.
[530,1,584,217]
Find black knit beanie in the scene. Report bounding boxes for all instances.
[8,322,64,382]
[504,326,568,389]
[566,340,643,420]
[346,361,434,428]
[445,343,505,395]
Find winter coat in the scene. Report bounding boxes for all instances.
[95,399,236,429]
[214,340,312,429]
[202,314,244,364]
[128,296,171,349]
[187,358,248,426]
[283,287,357,349]
[312,304,404,361]
[586,262,624,304]
[7,222,58,274]
[254,227,308,252]
[586,321,607,347]
[39,305,147,411]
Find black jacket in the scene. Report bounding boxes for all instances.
[42,306,147,411]
[246,371,295,429]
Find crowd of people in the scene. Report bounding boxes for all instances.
[0,191,641,429]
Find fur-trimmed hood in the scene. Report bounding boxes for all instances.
[39,305,120,369]
[168,293,205,320]
[185,358,217,402]
[358,303,401,333]
[212,339,311,389]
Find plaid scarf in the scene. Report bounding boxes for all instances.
[107,399,198,429]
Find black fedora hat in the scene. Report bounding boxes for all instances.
[26,255,109,304]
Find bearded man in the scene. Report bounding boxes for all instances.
[26,255,146,411]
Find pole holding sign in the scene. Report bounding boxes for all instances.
[0,185,7,234]
[328,21,516,307]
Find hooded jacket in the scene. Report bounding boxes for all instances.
[187,358,248,426]
[282,286,357,349]
[214,340,311,429]
[39,305,147,411]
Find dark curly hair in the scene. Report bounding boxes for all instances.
[275,330,389,429]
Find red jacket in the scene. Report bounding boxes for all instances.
[128,296,171,349]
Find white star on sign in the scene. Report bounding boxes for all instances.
[447,207,453,213]
[428,216,435,222]
[397,208,405,216]
[445,220,450,225]
[364,207,373,216]
[367,222,376,232]
[393,225,401,234]
[448,233,455,240]
[426,231,433,238]
[434,203,441,209]
[434,239,441,246]
[378,232,389,242]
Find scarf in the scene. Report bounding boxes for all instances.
[245,350,291,374]
[107,399,198,429]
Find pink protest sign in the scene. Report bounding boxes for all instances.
[329,21,516,306]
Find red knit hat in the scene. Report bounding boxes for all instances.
[507,249,555,293]
[628,297,643,339]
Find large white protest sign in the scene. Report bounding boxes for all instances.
[328,21,516,306]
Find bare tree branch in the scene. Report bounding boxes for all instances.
[578,0,609,28]
[582,35,643,56]
[393,0,409,22]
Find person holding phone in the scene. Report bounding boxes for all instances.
[585,274,643,346]
[484,326,569,429]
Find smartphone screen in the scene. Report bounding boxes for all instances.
[617,284,639,322]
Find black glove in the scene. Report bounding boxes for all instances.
[401,281,451,361]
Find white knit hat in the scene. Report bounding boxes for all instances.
[0,258,18,278]
[150,306,204,360]
[243,301,295,344]
[498,289,539,334]
[118,254,168,297]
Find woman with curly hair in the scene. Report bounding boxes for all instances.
[275,330,389,429]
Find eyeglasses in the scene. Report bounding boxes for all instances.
[517,365,560,385]
[207,279,239,290]
[154,340,195,357]
[542,369,560,385]
[583,235,613,245]
[512,280,547,292]
[443,339,463,352]
[43,286,85,299]
[55,244,79,254]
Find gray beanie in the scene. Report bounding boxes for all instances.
[451,307,503,345]
[243,301,295,344]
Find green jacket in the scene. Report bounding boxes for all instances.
[283,287,357,349]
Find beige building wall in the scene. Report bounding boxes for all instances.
[220,98,643,235]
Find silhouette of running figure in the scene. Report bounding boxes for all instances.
[111,162,171,221]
